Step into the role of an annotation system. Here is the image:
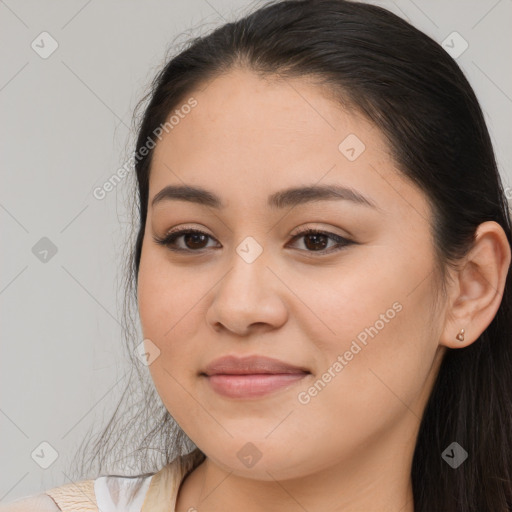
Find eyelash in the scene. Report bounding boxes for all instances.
[152,226,354,256]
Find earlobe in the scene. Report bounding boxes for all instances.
[440,221,511,349]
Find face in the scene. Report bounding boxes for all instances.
[137,68,446,481]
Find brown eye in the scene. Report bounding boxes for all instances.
[153,229,218,252]
[302,232,329,251]
[181,232,209,250]
[288,228,353,254]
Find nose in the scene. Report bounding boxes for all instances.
[205,245,288,336]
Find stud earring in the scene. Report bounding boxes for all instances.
[456,328,465,342]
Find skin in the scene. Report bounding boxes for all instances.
[136,68,511,512]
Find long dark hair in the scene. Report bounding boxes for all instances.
[73,1,512,510]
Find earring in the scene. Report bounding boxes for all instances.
[456,328,465,342]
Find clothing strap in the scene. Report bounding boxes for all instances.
[45,479,97,512]
[141,448,205,512]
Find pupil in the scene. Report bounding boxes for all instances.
[186,233,207,249]
[305,233,327,250]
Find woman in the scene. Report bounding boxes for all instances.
[3,0,511,510]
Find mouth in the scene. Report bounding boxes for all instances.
[202,372,310,398]
[200,354,311,399]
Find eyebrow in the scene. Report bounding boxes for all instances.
[151,184,378,210]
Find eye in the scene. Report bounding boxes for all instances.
[288,226,354,254]
[153,228,219,252]
[153,226,354,255]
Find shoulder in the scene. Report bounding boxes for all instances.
[0,449,206,512]
[2,479,97,512]
[44,478,97,512]
[0,493,62,511]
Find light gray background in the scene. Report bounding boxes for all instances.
[1,0,511,502]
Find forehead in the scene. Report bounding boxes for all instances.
[148,68,430,221]
[152,68,380,168]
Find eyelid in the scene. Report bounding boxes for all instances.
[290,223,350,239]
[164,224,209,237]
[160,223,349,240]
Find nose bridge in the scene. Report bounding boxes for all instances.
[235,234,266,266]
[222,234,269,296]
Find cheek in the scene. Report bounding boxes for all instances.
[290,256,437,424]
[137,245,206,341]
[137,247,211,419]
[285,257,404,356]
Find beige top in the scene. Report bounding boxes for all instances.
[42,448,205,512]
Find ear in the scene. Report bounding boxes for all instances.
[440,221,511,348]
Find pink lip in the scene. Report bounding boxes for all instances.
[203,354,310,375]
[206,373,308,398]
[201,355,310,399]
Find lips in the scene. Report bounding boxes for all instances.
[202,354,310,376]
[201,355,311,398]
